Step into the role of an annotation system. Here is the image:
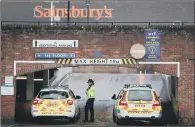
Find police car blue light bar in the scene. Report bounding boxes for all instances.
[124,84,152,88]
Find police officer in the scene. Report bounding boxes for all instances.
[82,79,95,122]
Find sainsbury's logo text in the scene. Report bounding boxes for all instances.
[33,5,113,20]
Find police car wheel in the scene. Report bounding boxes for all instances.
[77,108,81,119]
[116,117,122,125]
[33,117,39,123]
[35,117,45,124]
[70,115,77,123]
[150,119,163,125]
[112,110,116,123]
[70,109,77,123]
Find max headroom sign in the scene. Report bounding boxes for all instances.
[32,40,79,48]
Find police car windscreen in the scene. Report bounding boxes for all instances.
[127,90,153,101]
[37,90,69,99]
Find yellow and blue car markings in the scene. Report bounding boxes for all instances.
[32,99,71,115]
[114,90,162,114]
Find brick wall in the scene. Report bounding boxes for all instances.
[1,25,194,124]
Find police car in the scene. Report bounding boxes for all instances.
[111,84,163,125]
[31,85,81,123]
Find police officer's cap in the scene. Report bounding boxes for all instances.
[87,79,94,84]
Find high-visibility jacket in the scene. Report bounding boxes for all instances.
[85,85,95,98]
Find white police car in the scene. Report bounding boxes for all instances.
[31,85,81,123]
[112,84,163,125]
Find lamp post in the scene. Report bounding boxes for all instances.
[86,1,90,24]
[48,70,50,86]
[67,1,70,24]
[44,1,59,26]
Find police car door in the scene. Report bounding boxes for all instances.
[69,90,78,113]
[115,90,124,110]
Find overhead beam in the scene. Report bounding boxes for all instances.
[138,62,180,77]
[14,60,55,76]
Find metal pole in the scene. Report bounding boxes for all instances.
[51,1,53,26]
[0,0,2,125]
[48,70,50,86]
[67,1,70,24]
[194,1,195,123]
[86,1,90,24]
[44,1,59,26]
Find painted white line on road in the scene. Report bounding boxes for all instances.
[138,62,180,77]
[14,60,55,76]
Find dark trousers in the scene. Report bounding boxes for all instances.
[84,98,95,121]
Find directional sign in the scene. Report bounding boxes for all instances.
[32,40,78,48]
[144,30,161,60]
[35,53,76,59]
[5,75,13,85]
[1,84,14,95]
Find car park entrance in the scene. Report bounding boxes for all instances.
[1,22,194,126]
[13,65,179,126]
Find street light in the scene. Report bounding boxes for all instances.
[44,1,59,26]
[86,1,90,24]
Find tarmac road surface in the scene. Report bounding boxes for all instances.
[5,120,175,127]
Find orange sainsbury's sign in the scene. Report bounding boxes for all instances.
[33,5,114,20]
